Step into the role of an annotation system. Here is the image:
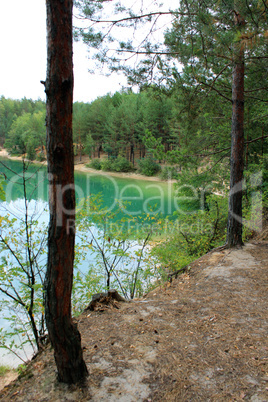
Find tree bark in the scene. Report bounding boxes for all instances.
[44,0,88,384]
[226,10,245,247]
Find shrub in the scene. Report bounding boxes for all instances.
[101,158,114,171]
[151,195,228,273]
[100,157,133,173]
[112,156,133,172]
[26,143,36,161]
[88,158,102,170]
[138,157,161,176]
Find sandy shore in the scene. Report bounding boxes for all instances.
[0,149,175,183]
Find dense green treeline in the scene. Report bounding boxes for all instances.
[0,96,46,160]
[1,86,267,182]
[72,88,174,165]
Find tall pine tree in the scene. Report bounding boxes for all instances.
[44,0,88,384]
[164,0,268,246]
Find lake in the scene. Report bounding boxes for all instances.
[1,158,180,217]
[0,158,183,367]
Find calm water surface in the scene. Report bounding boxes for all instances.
[1,158,178,217]
[0,158,180,367]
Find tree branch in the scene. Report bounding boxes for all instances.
[75,11,188,25]
[206,64,232,97]
[199,80,232,103]
[245,87,268,93]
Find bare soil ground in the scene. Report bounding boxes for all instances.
[0,372,17,393]
[0,235,267,401]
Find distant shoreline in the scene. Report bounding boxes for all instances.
[0,149,176,184]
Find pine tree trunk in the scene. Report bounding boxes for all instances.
[226,11,245,247]
[44,0,88,384]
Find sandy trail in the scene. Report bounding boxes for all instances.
[1,239,267,401]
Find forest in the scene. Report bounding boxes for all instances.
[1,79,267,180]
[1,0,267,182]
[0,0,268,387]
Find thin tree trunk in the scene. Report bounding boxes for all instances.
[226,11,245,247]
[261,126,264,156]
[44,0,88,384]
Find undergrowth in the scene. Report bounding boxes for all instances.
[151,195,228,275]
[0,365,12,376]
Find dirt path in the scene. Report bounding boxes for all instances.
[0,240,267,401]
[0,372,17,393]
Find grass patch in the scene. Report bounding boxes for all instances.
[0,365,12,376]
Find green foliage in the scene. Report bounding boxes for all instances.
[0,97,45,146]
[152,195,228,273]
[100,156,133,173]
[76,194,162,300]
[4,110,46,157]
[0,177,5,202]
[111,156,133,172]
[101,158,114,171]
[160,166,179,181]
[74,0,267,246]
[73,102,92,155]
[138,156,161,176]
[70,89,175,167]
[143,130,165,160]
[242,155,268,240]
[0,208,48,360]
[0,163,48,361]
[16,363,33,379]
[16,364,27,376]
[88,158,102,170]
[26,140,36,161]
[72,268,103,316]
[84,133,95,158]
[0,365,11,376]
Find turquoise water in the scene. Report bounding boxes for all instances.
[0,158,181,366]
[0,158,177,217]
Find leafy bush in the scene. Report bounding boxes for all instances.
[112,156,133,172]
[88,158,102,170]
[138,157,161,176]
[101,158,114,171]
[151,195,228,274]
[26,142,36,161]
[100,157,133,173]
[72,269,103,316]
